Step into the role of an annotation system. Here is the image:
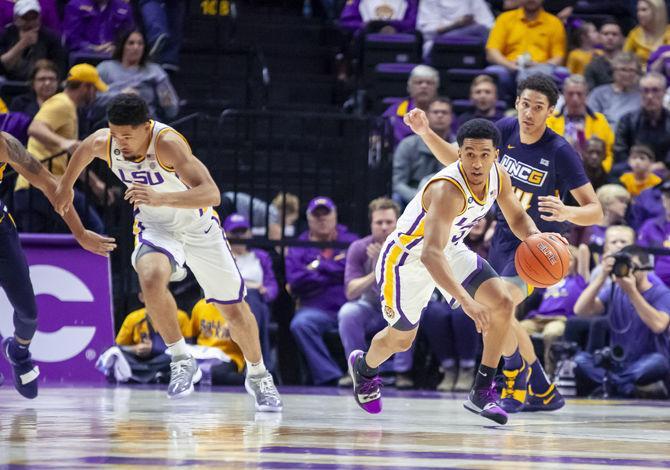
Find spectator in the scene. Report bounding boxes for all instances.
[337,198,414,389]
[392,97,452,206]
[566,21,601,75]
[638,179,670,286]
[138,0,185,70]
[417,0,493,59]
[485,0,568,101]
[9,59,58,118]
[382,64,439,145]
[224,213,279,370]
[114,291,191,383]
[221,191,300,239]
[630,183,665,230]
[573,245,670,398]
[0,0,61,34]
[581,137,609,190]
[521,245,589,375]
[587,52,641,130]
[63,0,135,56]
[96,30,179,121]
[624,0,670,65]
[614,72,670,168]
[190,298,246,386]
[546,74,615,172]
[576,184,631,251]
[0,0,66,81]
[584,19,625,91]
[456,74,505,127]
[13,63,107,234]
[618,145,662,197]
[286,196,359,385]
[339,0,419,35]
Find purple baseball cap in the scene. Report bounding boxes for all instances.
[223,213,250,232]
[306,196,336,216]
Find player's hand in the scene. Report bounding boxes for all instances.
[124,184,163,207]
[538,195,570,222]
[52,183,75,216]
[75,230,117,256]
[403,108,430,136]
[461,298,490,334]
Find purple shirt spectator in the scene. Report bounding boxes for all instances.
[598,276,670,361]
[63,0,134,53]
[637,216,670,286]
[286,224,359,313]
[339,0,418,34]
[250,248,278,303]
[0,0,60,34]
[383,98,415,144]
[526,274,587,320]
[629,186,663,230]
[344,234,379,306]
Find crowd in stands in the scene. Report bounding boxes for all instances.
[2,0,670,399]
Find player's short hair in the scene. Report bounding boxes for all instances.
[630,144,656,161]
[517,74,559,107]
[596,184,631,207]
[456,118,501,148]
[368,197,400,220]
[107,93,150,126]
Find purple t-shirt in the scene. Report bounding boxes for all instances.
[382,98,415,145]
[638,216,670,286]
[598,276,670,362]
[526,274,586,319]
[344,234,380,306]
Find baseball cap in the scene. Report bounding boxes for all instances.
[14,0,40,17]
[306,196,336,216]
[67,63,108,92]
[223,213,250,232]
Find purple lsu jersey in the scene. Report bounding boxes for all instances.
[489,117,590,275]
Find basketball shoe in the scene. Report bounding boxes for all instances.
[167,354,201,399]
[463,384,508,425]
[500,359,530,413]
[348,350,382,414]
[523,383,565,411]
[245,372,283,412]
[2,337,39,399]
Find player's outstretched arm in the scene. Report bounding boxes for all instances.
[421,180,489,333]
[403,109,458,166]
[53,130,106,216]
[496,164,541,241]
[125,131,220,209]
[0,132,116,256]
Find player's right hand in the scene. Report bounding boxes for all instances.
[461,298,490,334]
[403,108,430,136]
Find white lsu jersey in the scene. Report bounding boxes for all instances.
[104,120,214,232]
[393,160,501,256]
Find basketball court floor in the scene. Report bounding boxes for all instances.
[1,385,669,469]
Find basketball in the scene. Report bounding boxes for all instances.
[514,233,571,288]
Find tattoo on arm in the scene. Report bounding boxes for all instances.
[3,133,43,174]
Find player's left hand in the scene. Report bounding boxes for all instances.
[75,230,117,257]
[538,195,570,222]
[124,184,163,207]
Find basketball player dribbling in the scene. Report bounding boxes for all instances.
[0,132,115,399]
[52,94,282,410]
[348,119,566,424]
[404,74,603,413]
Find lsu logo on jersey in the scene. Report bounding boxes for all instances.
[500,154,548,187]
[118,169,165,185]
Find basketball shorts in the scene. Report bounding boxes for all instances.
[131,218,246,304]
[376,239,497,330]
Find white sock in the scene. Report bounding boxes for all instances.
[246,359,267,377]
[167,338,188,358]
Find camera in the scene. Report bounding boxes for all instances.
[611,252,634,277]
[593,345,625,370]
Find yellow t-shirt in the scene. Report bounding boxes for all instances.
[619,172,662,197]
[16,92,77,190]
[486,8,566,63]
[566,48,600,75]
[624,25,670,64]
[191,299,245,372]
[115,308,191,345]
[0,98,8,114]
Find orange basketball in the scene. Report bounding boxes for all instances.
[514,233,571,288]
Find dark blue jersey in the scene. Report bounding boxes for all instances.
[495,117,590,237]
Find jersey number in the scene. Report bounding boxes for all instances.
[513,187,533,211]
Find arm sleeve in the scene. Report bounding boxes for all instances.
[344,240,368,287]
[392,137,417,201]
[556,143,590,191]
[258,250,279,302]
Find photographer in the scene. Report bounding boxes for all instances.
[573,246,670,397]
